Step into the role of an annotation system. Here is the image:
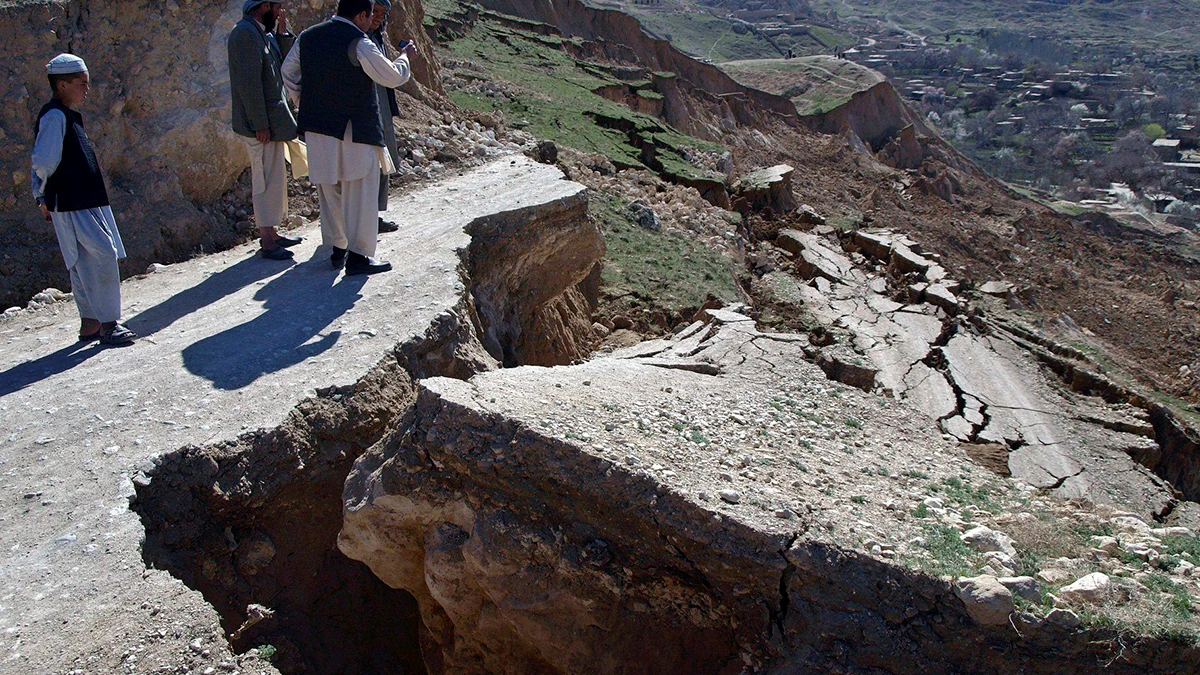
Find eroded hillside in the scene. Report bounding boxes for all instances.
[3,0,1200,672]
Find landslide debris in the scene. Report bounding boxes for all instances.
[338,308,1200,673]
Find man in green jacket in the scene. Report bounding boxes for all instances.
[228,0,303,260]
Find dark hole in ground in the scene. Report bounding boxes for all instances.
[134,446,427,674]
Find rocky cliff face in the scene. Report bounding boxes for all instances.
[0,0,438,310]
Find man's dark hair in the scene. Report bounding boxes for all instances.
[336,0,373,19]
[47,72,85,96]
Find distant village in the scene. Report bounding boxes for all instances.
[717,0,1200,228]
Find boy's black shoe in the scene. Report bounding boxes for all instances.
[331,246,347,270]
[275,234,303,248]
[378,217,399,233]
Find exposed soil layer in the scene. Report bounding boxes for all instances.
[133,343,433,672]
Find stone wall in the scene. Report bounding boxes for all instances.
[0,0,439,309]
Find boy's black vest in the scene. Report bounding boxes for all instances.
[297,19,384,146]
[34,99,109,212]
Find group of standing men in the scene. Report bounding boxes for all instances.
[26,0,417,350]
[229,0,417,274]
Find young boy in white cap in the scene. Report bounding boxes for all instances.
[31,53,136,345]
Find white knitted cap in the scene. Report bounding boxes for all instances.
[46,54,88,75]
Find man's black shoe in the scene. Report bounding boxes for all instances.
[261,247,294,260]
[331,246,347,270]
[345,252,393,276]
[276,234,303,248]
[378,218,399,233]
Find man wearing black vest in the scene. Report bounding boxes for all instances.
[31,54,136,346]
[281,0,416,275]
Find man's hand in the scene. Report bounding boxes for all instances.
[402,42,417,59]
[277,8,288,34]
[256,129,271,144]
[39,203,51,223]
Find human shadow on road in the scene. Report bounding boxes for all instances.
[127,255,286,337]
[181,263,366,390]
[0,341,104,398]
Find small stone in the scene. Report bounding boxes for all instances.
[718,489,741,504]
[1057,572,1111,605]
[1045,608,1082,629]
[774,508,795,519]
[1091,536,1120,556]
[998,576,1041,602]
[961,525,1019,559]
[953,575,1014,626]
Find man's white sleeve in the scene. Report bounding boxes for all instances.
[30,109,67,203]
[281,36,303,104]
[356,37,412,89]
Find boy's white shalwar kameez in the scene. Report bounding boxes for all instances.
[31,109,125,323]
[281,16,411,258]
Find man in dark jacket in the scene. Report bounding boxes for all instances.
[368,0,401,234]
[228,0,303,260]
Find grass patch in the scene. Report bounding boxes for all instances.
[913,523,975,577]
[592,192,740,313]
[439,15,721,180]
[1162,534,1200,565]
[928,476,998,513]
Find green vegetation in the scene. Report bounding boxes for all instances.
[1142,123,1166,140]
[255,644,277,660]
[439,15,721,182]
[1163,534,1200,565]
[913,523,974,577]
[591,193,740,313]
[927,477,998,513]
